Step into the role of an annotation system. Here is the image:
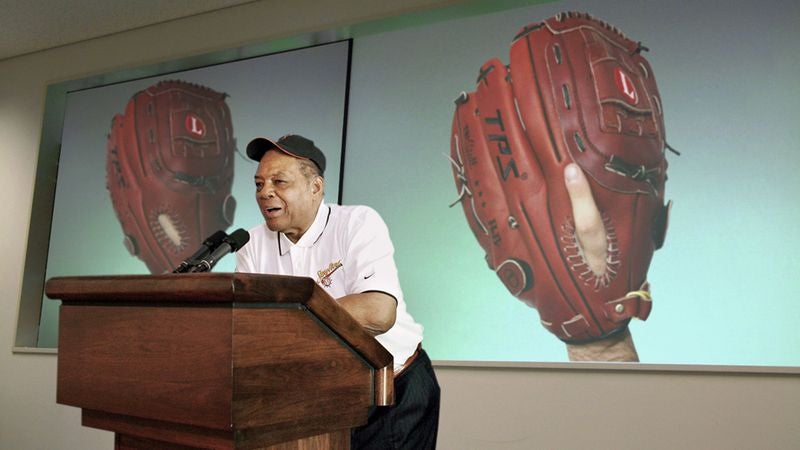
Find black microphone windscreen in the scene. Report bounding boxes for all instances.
[203,230,228,247]
[226,228,250,252]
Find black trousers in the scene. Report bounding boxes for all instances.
[351,348,440,450]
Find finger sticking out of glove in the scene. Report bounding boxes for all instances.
[564,163,607,276]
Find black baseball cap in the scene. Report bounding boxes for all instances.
[246,134,326,175]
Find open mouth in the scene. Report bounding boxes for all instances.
[264,206,283,218]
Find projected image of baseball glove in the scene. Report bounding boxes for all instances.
[449,11,673,343]
[106,80,237,274]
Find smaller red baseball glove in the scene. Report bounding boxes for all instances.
[106,80,237,274]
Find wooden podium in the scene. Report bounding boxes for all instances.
[45,273,394,450]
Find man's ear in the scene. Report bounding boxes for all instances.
[312,176,325,197]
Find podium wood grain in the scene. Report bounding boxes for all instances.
[47,273,393,449]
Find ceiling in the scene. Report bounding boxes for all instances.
[0,0,258,61]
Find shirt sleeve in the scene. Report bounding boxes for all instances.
[235,239,254,273]
[345,206,403,302]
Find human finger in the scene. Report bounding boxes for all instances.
[564,163,607,275]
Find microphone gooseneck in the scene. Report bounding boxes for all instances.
[172,230,228,273]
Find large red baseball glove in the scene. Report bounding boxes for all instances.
[450,12,672,342]
[106,80,237,274]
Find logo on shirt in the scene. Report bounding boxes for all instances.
[317,260,343,287]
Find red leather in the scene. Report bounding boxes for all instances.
[106,80,237,273]
[450,12,670,342]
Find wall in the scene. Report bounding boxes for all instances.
[0,0,797,449]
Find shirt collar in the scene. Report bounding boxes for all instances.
[277,203,331,255]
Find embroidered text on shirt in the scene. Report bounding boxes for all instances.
[317,260,343,287]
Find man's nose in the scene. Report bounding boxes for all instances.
[258,186,275,198]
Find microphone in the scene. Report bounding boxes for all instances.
[172,230,228,273]
[189,228,250,273]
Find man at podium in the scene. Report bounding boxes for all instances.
[236,134,440,449]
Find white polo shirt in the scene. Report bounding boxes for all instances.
[236,203,424,370]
